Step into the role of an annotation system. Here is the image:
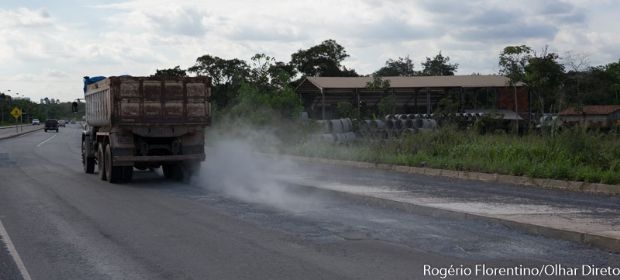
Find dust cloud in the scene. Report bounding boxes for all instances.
[193,126,322,213]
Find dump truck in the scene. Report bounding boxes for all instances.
[81,76,211,183]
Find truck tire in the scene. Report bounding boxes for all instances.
[162,164,180,180]
[82,140,95,174]
[183,161,201,181]
[163,162,198,183]
[105,144,123,183]
[98,143,106,181]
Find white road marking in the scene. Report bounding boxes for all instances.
[0,219,33,280]
[36,134,57,147]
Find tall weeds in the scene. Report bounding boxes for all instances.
[290,127,620,184]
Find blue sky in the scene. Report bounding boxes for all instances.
[1,0,619,102]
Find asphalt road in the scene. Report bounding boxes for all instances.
[0,124,619,280]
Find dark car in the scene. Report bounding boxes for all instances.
[45,119,59,133]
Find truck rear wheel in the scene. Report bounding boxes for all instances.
[183,161,200,182]
[82,140,95,174]
[98,143,106,181]
[163,162,198,182]
[105,144,123,183]
[162,164,181,181]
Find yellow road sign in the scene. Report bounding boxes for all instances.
[10,107,22,119]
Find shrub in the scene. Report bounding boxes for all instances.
[287,126,619,184]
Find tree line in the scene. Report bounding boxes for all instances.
[152,39,620,120]
[151,39,460,122]
[5,39,615,125]
[0,94,83,125]
[499,45,620,114]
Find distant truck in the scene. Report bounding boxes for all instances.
[81,76,211,183]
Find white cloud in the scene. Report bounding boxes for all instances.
[0,0,618,102]
[0,7,53,28]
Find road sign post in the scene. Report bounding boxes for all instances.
[10,107,21,133]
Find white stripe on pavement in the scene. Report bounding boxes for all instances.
[36,134,57,147]
[0,219,33,280]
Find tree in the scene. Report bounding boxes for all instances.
[248,53,275,89]
[290,39,358,77]
[421,52,458,76]
[562,52,590,107]
[247,53,297,90]
[525,47,565,114]
[366,76,394,116]
[336,102,355,119]
[151,66,187,79]
[374,56,416,77]
[188,54,251,109]
[499,45,532,130]
[268,61,297,88]
[601,60,620,104]
[608,61,620,104]
[366,75,391,91]
[377,96,396,117]
[227,81,302,125]
[578,60,620,105]
[188,54,250,86]
[0,93,11,124]
[499,45,532,86]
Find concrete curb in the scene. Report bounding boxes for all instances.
[0,127,43,140]
[283,180,620,253]
[285,155,620,196]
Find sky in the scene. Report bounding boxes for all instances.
[0,0,619,102]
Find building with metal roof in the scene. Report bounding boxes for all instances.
[295,75,528,120]
[559,105,620,128]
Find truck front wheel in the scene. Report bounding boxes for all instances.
[82,139,95,174]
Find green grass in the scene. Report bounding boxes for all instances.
[286,127,620,185]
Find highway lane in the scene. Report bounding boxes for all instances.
[0,124,619,280]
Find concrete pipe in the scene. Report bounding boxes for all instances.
[374,120,386,129]
[428,119,438,129]
[321,133,336,142]
[343,132,356,142]
[394,119,405,130]
[340,118,353,132]
[422,119,431,129]
[316,120,329,133]
[329,119,344,133]
[394,114,408,120]
[413,118,423,128]
[385,119,395,129]
[404,118,414,129]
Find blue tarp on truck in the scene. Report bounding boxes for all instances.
[83,76,106,93]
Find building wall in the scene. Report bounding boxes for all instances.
[297,84,530,120]
[610,110,620,122]
[561,115,612,127]
[497,87,529,116]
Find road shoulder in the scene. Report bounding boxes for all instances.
[279,155,620,253]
